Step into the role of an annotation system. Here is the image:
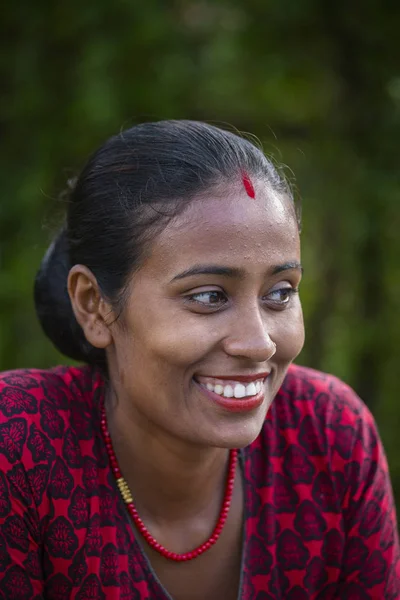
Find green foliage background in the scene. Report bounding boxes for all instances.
[1,1,399,504]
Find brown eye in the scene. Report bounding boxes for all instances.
[188,291,227,306]
[265,287,298,307]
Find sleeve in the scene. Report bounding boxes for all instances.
[338,400,400,599]
[0,380,44,598]
[0,463,44,599]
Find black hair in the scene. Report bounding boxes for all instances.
[34,120,298,368]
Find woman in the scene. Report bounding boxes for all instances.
[0,121,398,599]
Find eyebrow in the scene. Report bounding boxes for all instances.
[170,261,303,282]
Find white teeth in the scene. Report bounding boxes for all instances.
[246,382,257,396]
[223,385,234,398]
[234,383,246,398]
[201,379,264,398]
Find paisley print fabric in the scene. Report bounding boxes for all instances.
[0,364,398,599]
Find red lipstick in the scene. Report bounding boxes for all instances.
[194,380,266,413]
[204,373,270,383]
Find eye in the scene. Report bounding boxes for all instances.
[184,290,228,311]
[264,286,298,309]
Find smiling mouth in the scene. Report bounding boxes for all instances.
[194,375,268,399]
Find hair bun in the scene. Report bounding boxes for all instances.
[34,227,104,365]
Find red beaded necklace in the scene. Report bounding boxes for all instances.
[100,402,238,562]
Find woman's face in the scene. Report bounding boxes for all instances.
[106,185,304,449]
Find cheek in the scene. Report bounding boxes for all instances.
[275,305,305,361]
[128,316,218,370]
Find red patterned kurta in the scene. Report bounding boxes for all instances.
[0,364,398,599]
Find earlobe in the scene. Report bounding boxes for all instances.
[68,265,113,349]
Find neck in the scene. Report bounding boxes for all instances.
[105,392,233,525]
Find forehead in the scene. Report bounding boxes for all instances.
[143,189,300,276]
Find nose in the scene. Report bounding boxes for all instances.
[221,305,276,363]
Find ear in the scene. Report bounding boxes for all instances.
[68,265,113,349]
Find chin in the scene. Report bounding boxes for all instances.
[206,411,269,450]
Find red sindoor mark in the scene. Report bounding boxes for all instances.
[242,172,255,198]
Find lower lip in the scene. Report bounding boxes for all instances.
[194,380,266,413]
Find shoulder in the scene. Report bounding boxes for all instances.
[0,364,101,413]
[254,363,378,461]
[281,363,360,405]
[0,365,103,463]
[278,363,371,428]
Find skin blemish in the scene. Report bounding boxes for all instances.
[241,172,255,199]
